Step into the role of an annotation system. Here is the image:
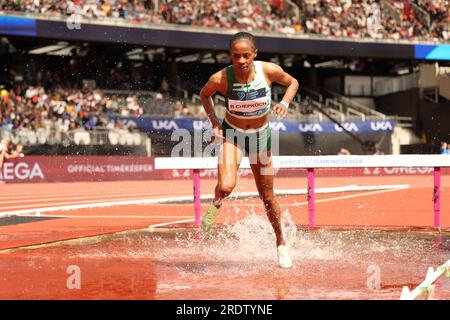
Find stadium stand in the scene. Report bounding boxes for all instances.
[0,0,448,41]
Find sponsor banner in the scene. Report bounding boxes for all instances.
[116,116,396,134]
[0,16,37,37]
[1,156,161,183]
[168,167,450,179]
[415,44,450,61]
[2,157,449,183]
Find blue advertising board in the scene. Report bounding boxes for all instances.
[116,116,395,134]
[0,16,37,36]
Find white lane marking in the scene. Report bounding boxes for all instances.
[289,187,410,207]
[147,219,195,229]
[0,184,409,218]
[0,219,196,253]
[0,190,192,201]
[0,195,193,211]
[0,196,195,218]
[16,215,193,219]
[0,194,159,205]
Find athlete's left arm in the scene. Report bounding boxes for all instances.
[264,62,299,119]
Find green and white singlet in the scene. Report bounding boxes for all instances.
[222,61,272,155]
[225,61,272,119]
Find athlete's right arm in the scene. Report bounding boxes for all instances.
[199,71,225,129]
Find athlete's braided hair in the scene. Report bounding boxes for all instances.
[229,32,256,49]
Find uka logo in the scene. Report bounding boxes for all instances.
[334,122,359,132]
[152,120,179,130]
[298,123,323,133]
[370,121,393,131]
[269,121,287,131]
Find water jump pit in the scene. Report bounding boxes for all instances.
[0,211,448,300]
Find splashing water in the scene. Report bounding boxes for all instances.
[169,208,447,268]
[63,203,448,280]
[168,207,299,266]
[167,207,361,266]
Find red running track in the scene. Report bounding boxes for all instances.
[0,176,449,299]
[0,176,449,249]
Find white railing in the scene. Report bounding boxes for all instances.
[347,107,366,121]
[327,108,345,122]
[300,87,324,103]
[214,95,226,105]
[325,90,387,119]
[374,73,420,96]
[182,86,410,125]
[380,0,402,23]
[103,89,154,96]
[393,116,414,128]
[191,94,201,105]
[325,98,344,113]
[175,86,189,100]
[412,2,431,28]
[284,0,300,21]
[0,128,149,148]
[310,101,324,121]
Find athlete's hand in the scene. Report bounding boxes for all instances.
[272,104,288,119]
[211,125,224,143]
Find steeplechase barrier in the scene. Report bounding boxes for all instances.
[155,155,450,229]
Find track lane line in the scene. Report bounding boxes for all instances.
[0,218,195,253]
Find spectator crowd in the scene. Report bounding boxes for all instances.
[298,0,448,41]
[441,141,450,155]
[0,0,448,41]
[0,138,24,180]
[1,78,206,143]
[0,0,448,149]
[1,84,144,138]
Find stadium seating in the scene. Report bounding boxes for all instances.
[0,0,447,41]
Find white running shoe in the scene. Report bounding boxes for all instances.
[277,245,292,269]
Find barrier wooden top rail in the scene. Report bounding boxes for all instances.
[155,155,450,170]
[155,155,450,231]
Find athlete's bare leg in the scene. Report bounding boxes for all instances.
[249,151,285,246]
[202,141,243,232]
